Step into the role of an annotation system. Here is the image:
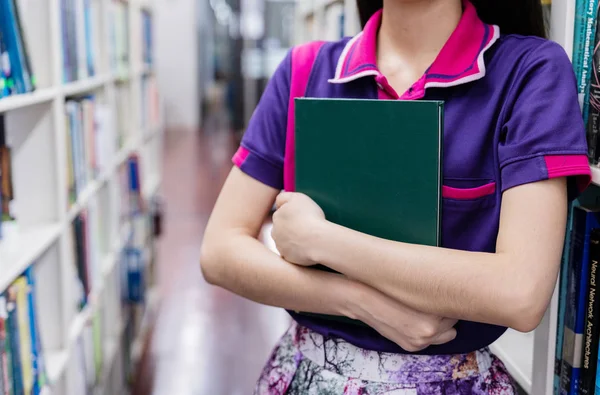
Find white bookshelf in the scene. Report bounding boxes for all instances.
[0,0,162,394]
[291,1,598,394]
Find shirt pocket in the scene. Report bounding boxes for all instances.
[441,178,498,251]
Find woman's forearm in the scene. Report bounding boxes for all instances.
[309,219,554,332]
[201,232,354,316]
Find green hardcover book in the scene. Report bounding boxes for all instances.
[294,98,444,325]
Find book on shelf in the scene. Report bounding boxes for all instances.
[0,0,36,96]
[0,115,15,240]
[65,96,116,207]
[110,0,129,78]
[141,10,153,68]
[60,0,98,83]
[0,267,48,395]
[141,75,159,132]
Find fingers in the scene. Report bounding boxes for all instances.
[437,317,459,333]
[431,328,457,345]
[275,192,292,209]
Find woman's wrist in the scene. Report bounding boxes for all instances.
[307,218,334,265]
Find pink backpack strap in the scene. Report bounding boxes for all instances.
[284,41,326,192]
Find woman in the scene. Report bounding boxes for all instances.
[201,0,592,393]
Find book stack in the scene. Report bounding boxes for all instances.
[59,0,99,83]
[0,268,48,395]
[0,0,36,97]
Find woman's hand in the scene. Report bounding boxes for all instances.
[272,192,325,265]
[345,281,458,352]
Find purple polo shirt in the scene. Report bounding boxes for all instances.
[232,1,592,355]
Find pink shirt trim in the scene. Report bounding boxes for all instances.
[544,154,592,192]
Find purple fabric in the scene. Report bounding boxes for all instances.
[233,34,590,354]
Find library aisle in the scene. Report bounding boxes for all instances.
[136,127,290,395]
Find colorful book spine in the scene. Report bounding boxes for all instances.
[557,204,578,395]
[588,5,600,163]
[576,0,591,111]
[25,268,44,394]
[583,0,600,125]
[581,228,600,394]
[0,296,7,395]
[565,208,600,395]
[7,288,22,395]
[561,207,588,395]
[13,279,32,395]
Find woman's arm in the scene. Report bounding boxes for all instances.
[272,177,568,333]
[201,167,350,315]
[201,167,460,351]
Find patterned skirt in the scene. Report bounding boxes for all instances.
[254,321,517,395]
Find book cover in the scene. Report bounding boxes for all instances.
[294,98,443,325]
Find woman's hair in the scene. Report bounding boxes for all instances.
[356,0,547,39]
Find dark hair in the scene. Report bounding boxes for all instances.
[356,0,547,39]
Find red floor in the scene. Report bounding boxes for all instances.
[133,128,290,395]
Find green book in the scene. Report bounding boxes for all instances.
[294,98,444,325]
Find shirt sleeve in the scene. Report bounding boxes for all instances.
[231,49,292,190]
[498,40,591,198]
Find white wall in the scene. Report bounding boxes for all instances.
[156,0,199,130]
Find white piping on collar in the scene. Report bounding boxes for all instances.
[328,32,369,83]
[424,25,500,89]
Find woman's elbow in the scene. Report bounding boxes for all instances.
[504,285,549,333]
[200,236,225,286]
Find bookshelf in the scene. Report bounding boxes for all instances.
[290,1,600,394]
[0,0,163,394]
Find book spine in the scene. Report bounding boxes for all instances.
[570,210,599,395]
[3,0,29,93]
[580,228,600,394]
[584,0,600,125]
[7,289,22,395]
[12,0,35,90]
[589,6,600,163]
[84,0,94,76]
[74,0,87,80]
[558,204,577,394]
[561,207,588,395]
[576,0,589,111]
[13,279,32,395]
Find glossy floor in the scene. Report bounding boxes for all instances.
[138,127,290,395]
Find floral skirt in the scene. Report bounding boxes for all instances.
[254,321,517,395]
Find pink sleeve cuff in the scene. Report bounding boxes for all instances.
[544,154,591,193]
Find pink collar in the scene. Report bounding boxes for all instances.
[328,1,500,91]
